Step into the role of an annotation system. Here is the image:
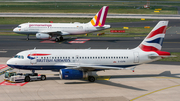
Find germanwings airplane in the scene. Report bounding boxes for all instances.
[13,6,110,41]
[7,21,172,82]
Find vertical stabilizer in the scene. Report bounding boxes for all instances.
[137,21,168,51]
[89,6,109,27]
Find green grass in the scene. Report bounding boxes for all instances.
[0,2,177,14]
[0,17,156,24]
[159,53,180,62]
[98,27,153,34]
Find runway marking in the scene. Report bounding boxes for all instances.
[68,38,90,43]
[0,64,8,70]
[40,40,56,43]
[0,51,7,53]
[96,76,111,80]
[0,68,13,76]
[130,84,180,101]
[75,39,90,41]
[0,81,28,86]
[154,77,180,79]
[69,41,86,43]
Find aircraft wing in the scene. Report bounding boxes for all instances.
[57,63,130,71]
[38,30,70,36]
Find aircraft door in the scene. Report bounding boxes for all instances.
[30,52,37,64]
[133,52,139,63]
[85,25,90,33]
[76,55,80,65]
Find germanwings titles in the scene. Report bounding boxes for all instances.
[7,21,172,82]
[13,6,110,41]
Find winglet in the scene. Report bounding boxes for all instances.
[90,6,109,27]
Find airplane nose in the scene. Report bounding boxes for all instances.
[13,28,18,32]
[6,58,14,66]
[13,28,16,32]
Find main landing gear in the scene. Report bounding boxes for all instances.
[55,36,63,42]
[88,76,96,82]
[26,34,29,41]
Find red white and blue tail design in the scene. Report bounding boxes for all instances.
[89,6,109,27]
[138,21,168,51]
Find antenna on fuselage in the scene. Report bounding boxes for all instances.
[34,47,36,50]
[106,47,109,49]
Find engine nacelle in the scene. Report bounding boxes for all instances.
[36,33,51,39]
[59,69,87,80]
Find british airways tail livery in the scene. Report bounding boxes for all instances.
[13,6,110,42]
[7,21,172,82]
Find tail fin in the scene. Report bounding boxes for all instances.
[137,21,168,51]
[89,6,109,27]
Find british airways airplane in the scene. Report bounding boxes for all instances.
[7,21,172,82]
[13,6,110,41]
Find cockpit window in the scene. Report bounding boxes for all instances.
[14,55,18,58]
[17,26,21,28]
[14,55,24,59]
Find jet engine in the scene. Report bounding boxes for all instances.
[36,33,51,39]
[59,69,87,80]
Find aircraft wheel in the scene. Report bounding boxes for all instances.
[41,75,46,80]
[88,76,95,82]
[60,36,63,41]
[55,38,59,42]
[24,76,30,82]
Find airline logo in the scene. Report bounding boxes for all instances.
[27,53,51,60]
[90,6,109,27]
[139,21,168,51]
[29,24,52,27]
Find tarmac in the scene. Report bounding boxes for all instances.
[0,57,180,101]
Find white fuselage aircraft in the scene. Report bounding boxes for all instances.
[7,21,172,82]
[13,6,110,41]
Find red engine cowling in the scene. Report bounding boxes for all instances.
[36,33,51,39]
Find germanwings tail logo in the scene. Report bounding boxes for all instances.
[27,53,51,60]
[138,21,168,51]
[90,6,109,27]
